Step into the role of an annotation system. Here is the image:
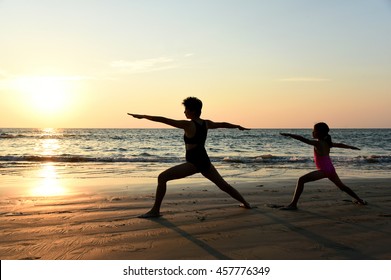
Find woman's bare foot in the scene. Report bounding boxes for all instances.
[138,211,162,219]
[280,205,298,211]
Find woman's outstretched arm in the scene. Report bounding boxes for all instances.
[127,113,190,130]
[206,120,250,130]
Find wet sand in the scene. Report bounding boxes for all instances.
[1,177,390,260]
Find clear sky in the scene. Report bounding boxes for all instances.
[1,0,390,128]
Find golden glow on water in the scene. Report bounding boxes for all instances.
[35,128,61,155]
[31,163,67,197]
[41,128,56,134]
[28,129,68,196]
[41,140,60,155]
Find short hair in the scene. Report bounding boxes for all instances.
[314,122,332,146]
[182,97,203,117]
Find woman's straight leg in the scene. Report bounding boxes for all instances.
[202,164,251,208]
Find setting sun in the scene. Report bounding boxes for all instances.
[12,76,74,115]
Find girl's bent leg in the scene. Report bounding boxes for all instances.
[287,170,327,209]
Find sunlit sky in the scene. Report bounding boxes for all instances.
[1,0,390,128]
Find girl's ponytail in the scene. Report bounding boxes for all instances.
[325,134,333,147]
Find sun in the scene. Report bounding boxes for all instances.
[12,76,74,115]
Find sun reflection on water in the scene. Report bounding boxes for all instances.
[31,163,67,196]
[28,129,68,196]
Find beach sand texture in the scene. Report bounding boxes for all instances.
[1,178,390,260]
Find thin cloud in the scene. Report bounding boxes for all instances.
[111,57,178,74]
[276,77,331,82]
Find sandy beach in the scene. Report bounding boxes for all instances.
[1,175,390,260]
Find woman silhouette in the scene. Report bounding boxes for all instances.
[128,97,251,218]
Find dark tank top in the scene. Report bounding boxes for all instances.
[184,120,207,146]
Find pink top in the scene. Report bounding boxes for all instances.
[314,150,336,176]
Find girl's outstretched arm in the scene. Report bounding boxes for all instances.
[332,142,360,150]
[127,113,190,130]
[280,133,316,146]
[206,120,250,130]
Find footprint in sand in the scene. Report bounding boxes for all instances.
[197,216,206,221]
[20,256,41,260]
[378,214,391,218]
[265,203,285,209]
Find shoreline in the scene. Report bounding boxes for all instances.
[1,163,389,197]
[1,176,390,260]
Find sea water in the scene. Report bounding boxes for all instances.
[1,128,390,184]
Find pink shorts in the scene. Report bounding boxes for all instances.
[314,154,336,176]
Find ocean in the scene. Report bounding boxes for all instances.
[1,128,390,186]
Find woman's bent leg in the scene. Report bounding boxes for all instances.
[139,163,198,218]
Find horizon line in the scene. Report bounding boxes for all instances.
[1,127,390,130]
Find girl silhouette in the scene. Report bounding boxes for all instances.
[280,122,366,210]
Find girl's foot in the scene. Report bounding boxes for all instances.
[353,199,367,206]
[239,203,252,209]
